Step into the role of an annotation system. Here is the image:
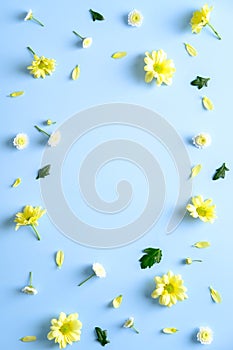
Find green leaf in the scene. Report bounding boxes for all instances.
[139,248,162,269]
[212,163,229,180]
[209,286,222,303]
[95,327,110,346]
[36,164,51,179]
[89,9,105,21]
[193,241,210,249]
[190,76,210,89]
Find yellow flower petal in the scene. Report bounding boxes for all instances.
[193,241,210,248]
[184,43,198,57]
[72,65,80,80]
[190,164,202,179]
[111,52,127,59]
[56,250,64,268]
[9,91,24,97]
[162,328,179,334]
[112,294,123,308]
[209,286,222,303]
[12,178,21,187]
[202,96,214,110]
[20,336,37,342]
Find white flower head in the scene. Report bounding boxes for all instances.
[128,9,143,27]
[193,132,211,149]
[197,327,213,345]
[92,263,106,278]
[83,37,92,48]
[13,133,29,150]
[24,9,33,21]
[21,285,38,295]
[124,317,134,328]
[48,130,61,147]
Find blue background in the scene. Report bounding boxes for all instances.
[1,0,233,349]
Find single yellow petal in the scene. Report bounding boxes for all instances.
[202,96,214,110]
[9,91,25,97]
[209,286,222,303]
[72,65,80,80]
[20,336,37,342]
[162,328,179,334]
[112,294,123,308]
[190,164,202,179]
[12,178,21,187]
[193,241,211,248]
[111,52,127,59]
[184,43,198,57]
[55,250,64,268]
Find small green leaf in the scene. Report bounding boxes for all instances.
[95,327,110,346]
[209,286,222,303]
[56,250,64,268]
[184,43,198,57]
[190,164,202,178]
[36,164,51,179]
[212,163,229,180]
[139,248,162,269]
[9,91,24,97]
[162,328,179,334]
[20,336,37,342]
[190,76,210,89]
[193,241,210,249]
[111,52,127,59]
[72,65,80,80]
[89,9,105,21]
[112,295,123,308]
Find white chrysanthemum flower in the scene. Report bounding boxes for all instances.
[128,9,143,27]
[13,133,29,150]
[92,263,106,278]
[193,132,211,149]
[48,130,61,147]
[83,37,93,48]
[24,9,33,21]
[21,285,38,295]
[123,317,139,333]
[197,327,213,345]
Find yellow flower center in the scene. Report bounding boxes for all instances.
[202,331,210,340]
[165,283,174,293]
[196,207,207,217]
[60,322,71,335]
[132,14,140,22]
[18,137,26,145]
[153,63,164,74]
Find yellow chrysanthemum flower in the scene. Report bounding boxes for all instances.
[151,270,188,307]
[27,47,56,78]
[14,205,46,240]
[186,195,217,223]
[190,4,221,40]
[144,49,176,86]
[47,312,82,349]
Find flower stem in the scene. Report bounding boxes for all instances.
[132,326,139,334]
[34,125,50,137]
[31,224,41,240]
[33,16,44,27]
[78,273,95,286]
[193,260,202,263]
[29,271,33,286]
[73,30,84,40]
[207,22,221,40]
[27,46,36,55]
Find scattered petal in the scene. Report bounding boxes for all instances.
[111,51,127,59]
[209,286,222,303]
[9,91,24,97]
[20,336,37,342]
[193,241,211,248]
[112,295,123,308]
[190,164,202,178]
[184,43,198,57]
[12,178,21,187]
[162,328,179,334]
[72,65,80,80]
[56,250,65,268]
[202,96,214,110]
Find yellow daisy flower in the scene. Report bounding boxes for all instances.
[190,4,221,40]
[144,49,176,86]
[47,312,82,349]
[14,205,46,240]
[27,47,56,79]
[186,195,217,223]
[151,270,188,307]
